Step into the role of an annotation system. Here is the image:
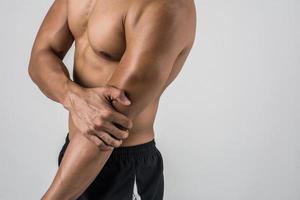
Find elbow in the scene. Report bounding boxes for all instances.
[28,62,35,81]
[28,48,37,81]
[28,48,45,82]
[28,51,42,83]
[28,60,39,83]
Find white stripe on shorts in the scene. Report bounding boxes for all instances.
[132,175,141,200]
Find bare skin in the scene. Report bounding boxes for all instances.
[28,0,196,199]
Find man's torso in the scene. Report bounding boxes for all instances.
[66,0,196,146]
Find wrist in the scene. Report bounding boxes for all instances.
[61,80,84,111]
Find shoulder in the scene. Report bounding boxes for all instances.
[126,0,195,25]
[125,0,196,46]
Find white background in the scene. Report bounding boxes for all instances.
[0,0,299,199]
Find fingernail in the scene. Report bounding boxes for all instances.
[122,97,131,105]
[125,100,131,105]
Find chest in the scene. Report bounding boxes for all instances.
[67,0,127,60]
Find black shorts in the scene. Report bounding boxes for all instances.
[58,133,164,200]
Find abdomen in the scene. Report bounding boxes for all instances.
[68,41,160,146]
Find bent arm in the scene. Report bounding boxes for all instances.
[27,0,111,199]
[28,0,81,105]
[107,3,191,119]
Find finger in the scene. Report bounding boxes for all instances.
[95,130,123,148]
[105,86,131,106]
[102,121,129,140]
[85,134,113,151]
[108,110,133,130]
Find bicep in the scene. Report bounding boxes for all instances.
[106,5,187,119]
[31,0,73,59]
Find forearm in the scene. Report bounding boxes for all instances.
[42,134,113,200]
[29,51,113,199]
[28,49,81,106]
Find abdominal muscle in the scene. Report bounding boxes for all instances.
[67,40,160,147]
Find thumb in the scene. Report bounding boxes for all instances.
[105,86,131,106]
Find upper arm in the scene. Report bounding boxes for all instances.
[106,1,193,119]
[31,0,74,59]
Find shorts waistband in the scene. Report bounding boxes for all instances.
[64,133,158,161]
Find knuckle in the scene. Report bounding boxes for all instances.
[104,85,111,90]
[113,140,122,147]
[96,132,105,140]
[122,131,129,139]
[83,132,90,138]
[98,132,110,143]
[103,86,112,93]
[115,90,122,97]
[98,132,122,147]
[107,86,122,97]
[94,139,103,147]
[106,137,115,146]
[110,129,123,139]
[94,118,104,128]
[88,124,96,132]
[101,110,111,119]
[92,123,98,130]
[84,128,92,135]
